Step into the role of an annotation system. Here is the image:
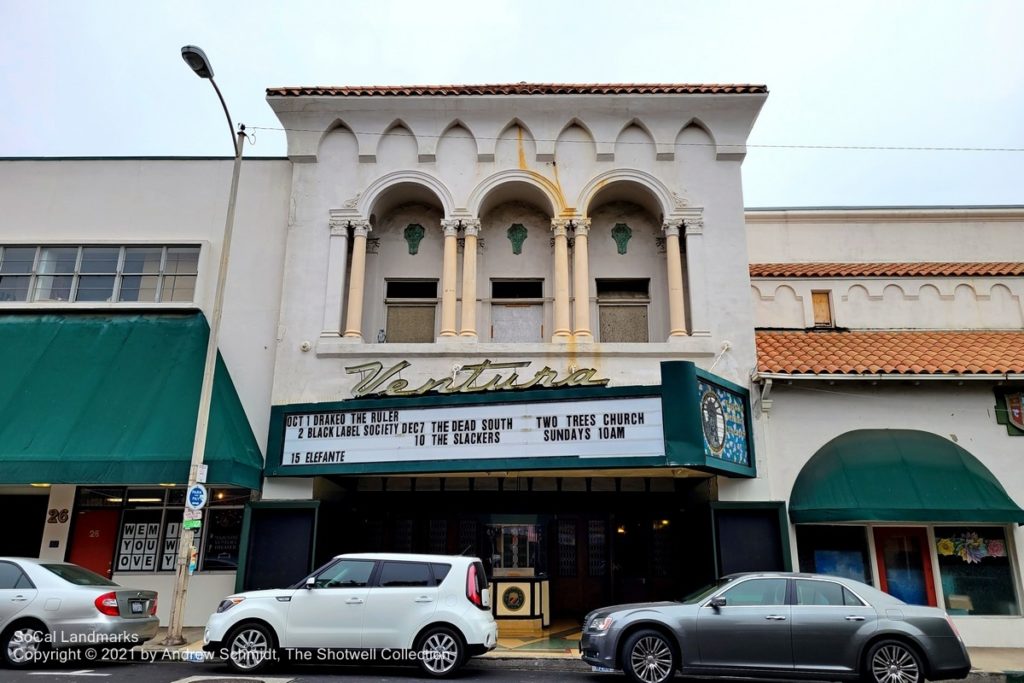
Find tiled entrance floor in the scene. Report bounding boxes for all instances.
[495,619,582,655]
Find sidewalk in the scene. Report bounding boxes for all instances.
[143,628,1024,681]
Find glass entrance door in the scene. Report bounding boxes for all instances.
[873,527,937,606]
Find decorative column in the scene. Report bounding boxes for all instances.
[459,219,481,338]
[342,220,371,340]
[572,218,593,341]
[663,220,688,337]
[550,219,572,341]
[322,217,350,336]
[439,219,461,337]
[683,214,707,336]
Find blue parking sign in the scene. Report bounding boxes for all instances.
[186,483,208,510]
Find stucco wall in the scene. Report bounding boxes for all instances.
[746,209,1024,330]
[270,92,764,405]
[0,158,293,453]
[751,277,1024,329]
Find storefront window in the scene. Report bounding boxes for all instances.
[75,487,247,575]
[796,525,872,585]
[935,526,1019,615]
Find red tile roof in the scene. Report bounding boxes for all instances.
[266,83,768,97]
[749,262,1024,278]
[755,330,1024,375]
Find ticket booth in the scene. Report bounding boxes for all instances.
[486,521,550,636]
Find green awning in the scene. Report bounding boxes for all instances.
[790,429,1024,524]
[0,312,263,489]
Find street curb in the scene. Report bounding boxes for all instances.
[469,657,1010,681]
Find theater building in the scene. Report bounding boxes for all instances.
[246,83,788,631]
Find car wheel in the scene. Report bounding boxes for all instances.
[865,639,923,683]
[224,623,276,674]
[415,626,465,678]
[2,623,49,669]
[622,629,676,683]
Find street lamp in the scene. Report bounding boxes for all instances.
[163,45,247,646]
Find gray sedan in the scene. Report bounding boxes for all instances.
[0,558,158,668]
[580,572,970,683]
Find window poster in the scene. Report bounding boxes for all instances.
[116,511,161,572]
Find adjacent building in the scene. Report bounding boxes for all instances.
[0,83,1021,645]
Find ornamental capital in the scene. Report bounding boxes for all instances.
[462,218,481,236]
[350,219,372,237]
[550,218,572,237]
[661,220,682,238]
[440,219,461,237]
[572,218,591,236]
[683,216,704,235]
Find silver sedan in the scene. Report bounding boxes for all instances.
[0,557,158,668]
[580,572,971,683]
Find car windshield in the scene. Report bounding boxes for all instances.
[42,563,118,587]
[679,577,733,603]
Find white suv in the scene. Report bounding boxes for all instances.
[203,553,496,677]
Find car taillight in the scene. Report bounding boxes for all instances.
[94,592,120,617]
[149,597,158,616]
[466,564,483,609]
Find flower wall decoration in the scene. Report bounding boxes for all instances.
[936,531,1007,564]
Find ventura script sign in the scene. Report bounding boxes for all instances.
[281,396,664,466]
[346,359,610,398]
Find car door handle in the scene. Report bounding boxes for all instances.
[845,615,865,621]
[764,615,787,621]
[345,598,364,605]
[11,597,28,602]
[415,597,434,603]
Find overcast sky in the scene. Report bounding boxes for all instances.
[2,0,1021,207]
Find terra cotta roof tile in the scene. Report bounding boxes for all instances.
[755,330,1024,375]
[266,83,768,97]
[749,262,1024,278]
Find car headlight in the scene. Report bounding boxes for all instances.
[589,616,614,633]
[216,597,245,613]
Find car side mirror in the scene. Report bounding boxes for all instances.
[305,576,316,589]
[709,596,727,609]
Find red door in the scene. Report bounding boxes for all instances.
[68,509,120,578]
[873,527,937,606]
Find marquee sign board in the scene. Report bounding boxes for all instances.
[281,396,665,466]
[266,360,756,478]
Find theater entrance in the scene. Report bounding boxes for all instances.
[307,473,719,623]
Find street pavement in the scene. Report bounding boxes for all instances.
[3,649,1020,683]
[0,655,613,682]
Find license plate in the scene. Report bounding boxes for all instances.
[130,600,144,614]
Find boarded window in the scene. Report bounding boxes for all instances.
[386,306,435,342]
[491,280,543,342]
[812,291,833,327]
[385,280,437,342]
[492,305,543,342]
[597,279,649,342]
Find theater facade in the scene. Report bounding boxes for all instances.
[243,84,791,631]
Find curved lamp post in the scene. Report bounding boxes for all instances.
[163,45,246,646]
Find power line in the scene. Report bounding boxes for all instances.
[246,125,1024,153]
